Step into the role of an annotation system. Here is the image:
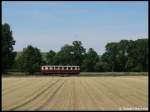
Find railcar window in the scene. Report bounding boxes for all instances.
[48,67,50,70]
[68,67,71,70]
[64,67,67,70]
[43,67,45,70]
[59,67,62,70]
[72,67,75,70]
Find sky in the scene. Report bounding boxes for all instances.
[2,1,148,54]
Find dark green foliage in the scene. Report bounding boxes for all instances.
[30,39,148,72]
[57,44,74,65]
[4,24,147,74]
[16,45,43,74]
[127,39,148,72]
[94,56,110,72]
[72,41,86,66]
[46,41,86,66]
[2,23,16,73]
[97,39,148,72]
[81,48,99,72]
[46,50,56,65]
[6,37,147,73]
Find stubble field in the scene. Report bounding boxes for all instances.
[2,76,148,110]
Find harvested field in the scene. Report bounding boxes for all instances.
[2,76,148,111]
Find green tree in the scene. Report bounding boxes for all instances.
[99,52,112,71]
[46,50,56,65]
[72,41,86,66]
[100,38,148,72]
[17,45,43,74]
[2,23,16,73]
[95,55,111,72]
[53,41,86,66]
[81,48,99,72]
[127,39,148,72]
[104,42,118,72]
[54,44,74,65]
[116,40,130,72]
[135,39,148,72]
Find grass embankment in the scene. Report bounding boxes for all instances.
[2,72,148,77]
[79,72,148,76]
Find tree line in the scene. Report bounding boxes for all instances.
[2,23,148,74]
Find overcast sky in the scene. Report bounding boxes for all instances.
[2,1,148,55]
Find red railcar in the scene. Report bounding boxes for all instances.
[41,65,80,75]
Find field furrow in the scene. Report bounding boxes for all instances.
[11,78,60,110]
[2,76,148,111]
[2,78,44,95]
[2,78,29,91]
[93,77,148,107]
[3,78,56,110]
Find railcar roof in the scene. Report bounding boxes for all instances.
[41,65,80,67]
